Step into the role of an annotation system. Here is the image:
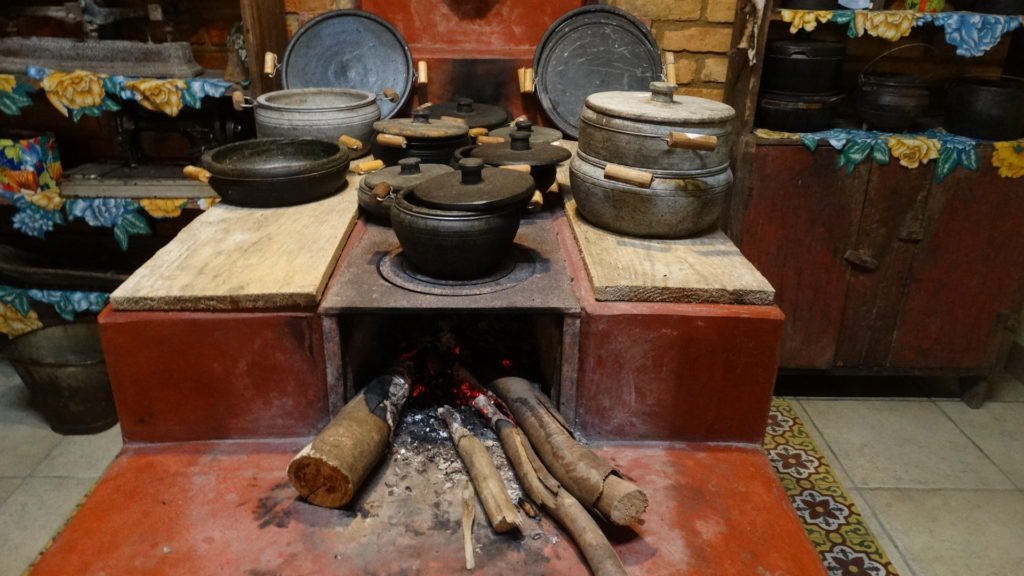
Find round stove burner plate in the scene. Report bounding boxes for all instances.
[378,246,537,296]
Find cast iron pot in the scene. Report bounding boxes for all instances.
[246,88,380,158]
[762,41,846,95]
[756,92,843,133]
[184,138,350,207]
[390,158,534,280]
[358,157,452,225]
[451,144,479,169]
[579,82,735,176]
[945,75,1024,141]
[779,0,838,8]
[569,150,733,239]
[858,73,930,132]
[372,110,470,166]
[469,131,572,193]
[489,120,562,145]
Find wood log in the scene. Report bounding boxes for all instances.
[489,377,648,527]
[462,479,476,571]
[439,406,521,533]
[472,395,627,576]
[287,365,411,508]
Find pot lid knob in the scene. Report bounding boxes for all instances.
[649,81,677,104]
[458,157,485,185]
[412,110,431,124]
[398,157,422,175]
[509,131,532,151]
[514,119,534,132]
[456,97,475,113]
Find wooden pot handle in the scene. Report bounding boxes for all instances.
[666,132,718,151]
[604,163,653,189]
[183,165,212,184]
[370,181,393,201]
[476,135,505,145]
[338,135,363,151]
[376,133,407,149]
[382,88,399,103]
[498,164,532,173]
[441,115,467,125]
[354,159,385,174]
[230,91,252,111]
[468,127,489,138]
[525,190,544,213]
[417,61,429,85]
[263,52,278,77]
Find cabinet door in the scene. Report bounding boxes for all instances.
[888,149,1024,370]
[736,145,869,369]
[834,162,933,368]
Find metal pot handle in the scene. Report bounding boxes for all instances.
[230,91,254,111]
[666,132,718,151]
[183,165,212,184]
[604,163,653,189]
[859,43,937,87]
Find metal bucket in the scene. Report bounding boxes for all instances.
[252,88,380,158]
[7,322,118,435]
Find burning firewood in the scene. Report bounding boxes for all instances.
[287,363,413,508]
[473,394,628,576]
[439,406,522,533]
[489,377,649,528]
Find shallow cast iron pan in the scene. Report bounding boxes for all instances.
[184,139,350,208]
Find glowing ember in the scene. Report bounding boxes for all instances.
[500,358,513,369]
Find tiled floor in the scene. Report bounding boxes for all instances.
[791,371,1024,576]
[0,361,122,576]
[1,357,1023,576]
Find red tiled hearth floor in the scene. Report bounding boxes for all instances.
[30,440,825,575]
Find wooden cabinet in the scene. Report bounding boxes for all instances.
[729,141,1024,376]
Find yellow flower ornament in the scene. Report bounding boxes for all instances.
[888,135,940,169]
[125,79,186,117]
[992,141,1024,178]
[39,70,106,117]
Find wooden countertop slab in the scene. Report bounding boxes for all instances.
[109,173,360,311]
[557,142,775,305]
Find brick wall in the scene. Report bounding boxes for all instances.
[608,0,738,102]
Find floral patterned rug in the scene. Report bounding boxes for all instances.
[765,398,899,576]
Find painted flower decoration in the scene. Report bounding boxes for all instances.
[928,13,1024,57]
[992,141,1024,178]
[139,198,188,218]
[823,545,886,576]
[65,197,136,227]
[24,189,64,211]
[781,10,834,33]
[793,490,851,531]
[855,12,919,41]
[768,445,820,479]
[39,70,106,117]
[10,200,64,238]
[888,135,940,169]
[0,75,16,93]
[4,169,39,192]
[124,79,186,117]
[765,410,794,436]
[0,302,42,338]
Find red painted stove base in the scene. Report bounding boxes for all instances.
[554,218,784,443]
[30,441,825,576]
[98,307,330,442]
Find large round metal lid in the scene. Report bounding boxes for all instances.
[533,6,662,139]
[410,158,534,212]
[361,157,453,192]
[373,110,468,139]
[586,82,736,125]
[489,120,563,144]
[428,98,510,130]
[281,10,413,119]
[469,131,572,167]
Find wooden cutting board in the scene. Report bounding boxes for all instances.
[110,174,360,311]
[557,142,775,305]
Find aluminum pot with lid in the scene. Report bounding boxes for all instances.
[358,157,453,225]
[372,110,470,166]
[578,82,735,176]
[245,88,381,158]
[569,150,732,239]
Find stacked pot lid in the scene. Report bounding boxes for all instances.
[533,6,662,139]
[372,110,470,167]
[570,82,736,238]
[470,130,572,193]
[756,41,846,133]
[489,120,563,145]
[427,98,510,130]
[358,157,453,225]
[281,10,413,120]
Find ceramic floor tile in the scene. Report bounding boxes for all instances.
[0,422,61,477]
[32,425,123,479]
[0,360,20,388]
[0,476,95,576]
[847,488,916,576]
[937,401,1024,489]
[788,398,854,489]
[0,478,22,507]
[984,371,1024,402]
[863,489,1024,576]
[801,400,1014,489]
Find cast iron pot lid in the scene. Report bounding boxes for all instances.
[586,81,736,125]
[409,158,534,212]
[202,138,349,180]
[470,131,571,167]
[766,40,846,59]
[281,10,413,119]
[533,5,662,139]
[361,157,453,192]
[489,120,563,144]
[428,98,510,129]
[374,110,468,139]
